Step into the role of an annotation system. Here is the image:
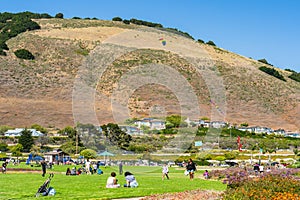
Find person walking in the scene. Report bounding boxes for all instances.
[85,159,91,175]
[186,158,196,180]
[41,160,47,177]
[2,161,7,173]
[162,163,169,180]
[119,161,123,175]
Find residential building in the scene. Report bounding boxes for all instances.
[4,128,43,137]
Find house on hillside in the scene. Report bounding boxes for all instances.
[134,118,166,130]
[4,128,43,137]
[198,120,210,127]
[119,125,143,135]
[273,129,286,136]
[238,126,273,134]
[210,121,227,128]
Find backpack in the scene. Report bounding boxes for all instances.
[47,187,56,196]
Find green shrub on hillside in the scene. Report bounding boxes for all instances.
[206,40,216,46]
[259,66,286,81]
[0,12,43,55]
[112,17,122,21]
[285,68,296,73]
[55,13,64,19]
[197,39,205,43]
[288,72,300,82]
[258,58,273,66]
[161,27,194,40]
[129,18,163,28]
[123,19,130,24]
[14,49,35,60]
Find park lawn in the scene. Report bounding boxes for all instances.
[0,165,226,200]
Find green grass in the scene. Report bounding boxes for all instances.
[0,164,226,199]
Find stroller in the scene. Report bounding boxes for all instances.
[35,173,55,197]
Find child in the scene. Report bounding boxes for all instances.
[203,170,209,179]
[124,171,138,188]
[162,163,169,180]
[106,172,120,188]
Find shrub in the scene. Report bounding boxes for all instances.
[0,50,6,56]
[285,68,296,73]
[223,174,300,200]
[288,72,300,82]
[14,49,35,60]
[206,40,216,46]
[162,27,194,40]
[197,39,204,43]
[112,17,122,21]
[258,58,273,66]
[55,13,64,19]
[129,18,163,28]
[259,66,286,81]
[123,19,130,24]
[0,143,8,152]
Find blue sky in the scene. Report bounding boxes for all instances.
[1,0,299,72]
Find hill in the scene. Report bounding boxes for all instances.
[0,18,299,131]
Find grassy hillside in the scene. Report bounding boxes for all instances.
[0,18,299,131]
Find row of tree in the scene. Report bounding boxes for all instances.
[0,12,63,56]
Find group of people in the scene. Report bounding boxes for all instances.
[106,171,138,188]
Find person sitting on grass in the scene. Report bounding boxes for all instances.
[124,171,138,188]
[66,168,71,175]
[106,172,120,188]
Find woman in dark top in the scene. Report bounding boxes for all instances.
[186,158,196,180]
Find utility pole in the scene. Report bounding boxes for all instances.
[75,130,78,155]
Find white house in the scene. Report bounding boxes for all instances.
[238,126,273,134]
[119,125,143,135]
[210,121,227,128]
[134,118,166,130]
[4,128,43,137]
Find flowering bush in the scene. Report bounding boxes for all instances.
[209,167,300,200]
[222,175,300,200]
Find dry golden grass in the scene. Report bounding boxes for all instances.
[0,18,299,131]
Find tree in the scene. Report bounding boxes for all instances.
[14,49,34,60]
[206,40,216,46]
[197,39,204,43]
[258,58,272,65]
[59,126,85,154]
[259,66,286,81]
[55,13,64,19]
[101,123,132,150]
[0,142,8,152]
[10,143,23,158]
[224,152,237,160]
[77,123,103,151]
[80,149,97,159]
[18,129,34,152]
[30,124,48,134]
[36,135,50,148]
[240,122,248,127]
[166,115,182,128]
[123,19,130,24]
[58,126,77,138]
[112,17,122,21]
